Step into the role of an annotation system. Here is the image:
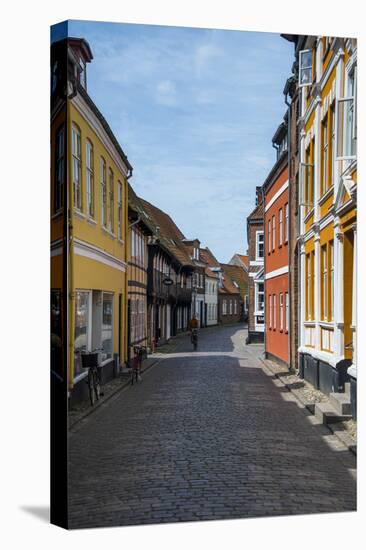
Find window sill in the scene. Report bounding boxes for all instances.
[319,321,334,328]
[304,208,314,224]
[102,226,116,239]
[74,209,86,220]
[318,185,334,206]
[117,238,125,245]
[87,216,97,226]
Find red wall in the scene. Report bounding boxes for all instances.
[264,165,289,364]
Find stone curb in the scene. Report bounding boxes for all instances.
[69,356,161,430]
[259,356,357,457]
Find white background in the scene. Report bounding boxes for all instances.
[0,0,364,548]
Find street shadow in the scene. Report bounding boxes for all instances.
[20,505,49,523]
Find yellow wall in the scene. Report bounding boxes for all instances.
[66,101,129,385]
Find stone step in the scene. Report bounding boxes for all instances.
[314,401,351,425]
[329,392,352,416]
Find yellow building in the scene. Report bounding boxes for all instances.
[297,36,357,413]
[51,37,132,402]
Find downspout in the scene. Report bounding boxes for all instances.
[285,90,292,371]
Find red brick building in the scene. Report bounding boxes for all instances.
[264,120,289,367]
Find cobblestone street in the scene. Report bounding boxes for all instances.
[68,325,356,529]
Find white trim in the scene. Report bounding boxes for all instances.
[298,345,340,367]
[72,94,129,178]
[74,238,127,272]
[250,260,262,267]
[264,180,289,212]
[265,265,289,280]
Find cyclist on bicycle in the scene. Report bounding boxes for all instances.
[189,315,199,346]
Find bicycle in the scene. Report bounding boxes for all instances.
[191,328,198,351]
[131,345,147,385]
[81,348,104,406]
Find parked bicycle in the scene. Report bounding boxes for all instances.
[80,348,104,406]
[131,345,147,385]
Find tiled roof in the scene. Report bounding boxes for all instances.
[219,275,240,295]
[205,266,219,279]
[237,254,248,267]
[247,199,264,221]
[128,184,154,234]
[220,263,248,288]
[199,247,221,268]
[139,198,194,268]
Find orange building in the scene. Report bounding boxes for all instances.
[264,120,289,367]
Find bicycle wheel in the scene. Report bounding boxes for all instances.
[88,369,95,406]
[93,369,101,401]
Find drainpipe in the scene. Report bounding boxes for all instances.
[285,90,292,371]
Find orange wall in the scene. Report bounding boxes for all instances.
[265,274,289,364]
[264,165,289,364]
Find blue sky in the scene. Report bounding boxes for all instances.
[53,20,294,262]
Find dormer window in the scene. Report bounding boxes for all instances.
[79,57,86,88]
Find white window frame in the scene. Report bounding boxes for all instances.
[272,215,276,251]
[279,208,283,246]
[117,181,123,240]
[335,64,357,161]
[255,231,264,260]
[279,292,284,331]
[72,124,82,210]
[330,240,334,321]
[322,244,328,320]
[269,294,272,329]
[285,292,289,332]
[273,294,277,330]
[101,158,107,227]
[109,168,114,233]
[55,125,65,213]
[268,220,271,254]
[255,281,264,314]
[299,49,313,88]
[229,300,233,315]
[285,203,289,243]
[86,140,94,218]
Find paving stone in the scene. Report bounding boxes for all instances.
[68,325,356,529]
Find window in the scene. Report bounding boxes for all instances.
[299,49,313,87]
[109,169,114,232]
[256,231,264,259]
[256,282,264,313]
[306,254,311,320]
[229,300,233,315]
[222,300,227,315]
[234,300,237,315]
[268,220,271,254]
[285,292,289,332]
[331,103,336,185]
[279,293,284,331]
[54,126,65,212]
[101,158,107,227]
[273,294,277,330]
[336,65,357,160]
[330,240,334,321]
[72,125,82,210]
[322,244,328,320]
[272,216,276,251]
[102,293,113,361]
[285,203,289,242]
[269,294,272,329]
[86,140,94,217]
[304,141,314,214]
[279,208,283,246]
[321,114,329,195]
[74,290,91,376]
[117,182,123,240]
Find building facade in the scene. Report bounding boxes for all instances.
[291,35,357,413]
[264,123,290,367]
[127,185,154,362]
[51,37,131,403]
[140,199,194,346]
[246,188,265,343]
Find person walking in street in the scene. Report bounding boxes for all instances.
[189,315,199,350]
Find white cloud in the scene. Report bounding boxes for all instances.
[155,79,178,106]
[194,43,222,76]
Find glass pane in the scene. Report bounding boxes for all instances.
[74,292,90,376]
[102,294,113,360]
[301,50,312,68]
